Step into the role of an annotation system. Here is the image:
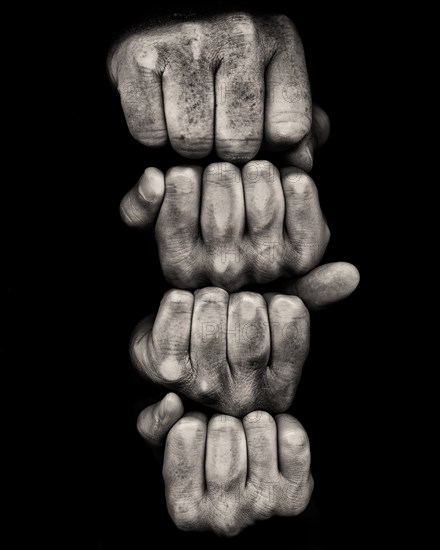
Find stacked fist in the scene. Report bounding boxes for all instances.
[138,393,313,536]
[109,11,359,536]
[120,162,330,290]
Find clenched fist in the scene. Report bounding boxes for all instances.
[121,161,330,291]
[132,288,309,416]
[137,394,313,536]
[131,262,360,417]
[108,12,314,162]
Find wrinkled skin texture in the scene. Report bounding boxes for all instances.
[131,262,359,416]
[108,12,313,163]
[121,161,330,291]
[137,394,313,537]
[131,288,309,416]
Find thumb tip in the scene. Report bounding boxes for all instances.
[317,261,360,307]
[333,262,360,296]
[295,261,360,310]
[159,392,184,421]
[137,393,184,445]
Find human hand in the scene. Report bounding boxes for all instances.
[121,161,331,291]
[130,263,359,416]
[108,12,319,164]
[136,393,313,536]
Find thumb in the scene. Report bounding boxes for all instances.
[277,262,360,311]
[120,167,165,228]
[137,393,184,449]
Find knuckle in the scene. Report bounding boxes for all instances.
[157,355,187,383]
[209,260,246,292]
[242,160,276,183]
[212,516,242,538]
[204,162,240,186]
[161,260,200,291]
[271,294,309,319]
[227,12,259,40]
[166,166,200,189]
[285,423,310,453]
[242,159,263,176]
[169,415,206,443]
[138,131,168,147]
[252,259,284,283]
[194,286,229,303]
[233,291,265,309]
[209,414,242,434]
[179,21,205,42]
[130,128,167,148]
[243,480,279,519]
[192,373,223,406]
[243,410,274,427]
[161,289,194,310]
[167,501,201,532]
[244,241,284,276]
[131,39,160,71]
[268,123,309,146]
[216,147,258,164]
[171,136,213,158]
[282,168,315,197]
[250,496,277,521]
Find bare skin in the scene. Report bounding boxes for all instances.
[109,9,358,540]
[120,160,333,291]
[108,12,316,164]
[137,393,313,537]
[130,263,359,417]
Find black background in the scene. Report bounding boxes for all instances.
[59,2,393,548]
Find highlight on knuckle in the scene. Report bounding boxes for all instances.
[233,290,265,309]
[162,289,194,310]
[287,423,310,453]
[270,294,307,318]
[210,514,243,538]
[169,416,204,443]
[243,409,274,427]
[227,12,259,41]
[209,259,246,292]
[166,166,199,189]
[194,286,228,304]
[204,162,240,186]
[282,168,315,197]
